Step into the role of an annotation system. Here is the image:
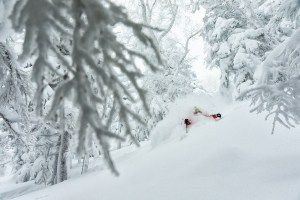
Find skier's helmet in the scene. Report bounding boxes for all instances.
[217,113,221,118]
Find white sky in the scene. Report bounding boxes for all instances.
[174,7,221,93]
[189,36,220,93]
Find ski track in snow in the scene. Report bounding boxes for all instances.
[1,95,300,200]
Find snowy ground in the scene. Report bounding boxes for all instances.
[1,95,300,200]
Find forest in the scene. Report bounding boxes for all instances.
[1,0,300,199]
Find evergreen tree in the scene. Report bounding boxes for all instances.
[238,0,300,132]
[0,42,33,182]
[196,0,272,97]
[241,28,300,133]
[259,0,300,43]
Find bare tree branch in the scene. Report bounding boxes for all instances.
[158,4,178,42]
[179,29,201,64]
[146,0,158,23]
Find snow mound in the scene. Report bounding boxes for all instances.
[150,94,228,147]
[3,101,300,200]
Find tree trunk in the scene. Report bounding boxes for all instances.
[56,131,70,183]
[48,136,60,185]
[81,153,89,174]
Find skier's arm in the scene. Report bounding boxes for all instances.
[201,112,210,117]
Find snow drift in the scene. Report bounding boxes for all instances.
[2,96,300,200]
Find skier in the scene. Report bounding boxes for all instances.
[184,107,222,133]
[194,106,221,121]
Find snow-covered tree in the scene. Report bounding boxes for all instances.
[194,0,272,97]
[258,0,300,43]
[0,0,15,41]
[10,0,161,175]
[29,121,58,184]
[0,124,12,176]
[241,28,300,133]
[234,0,300,133]
[0,42,34,182]
[123,0,199,139]
[189,0,300,133]
[138,0,198,99]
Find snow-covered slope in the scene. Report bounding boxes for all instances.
[2,95,300,200]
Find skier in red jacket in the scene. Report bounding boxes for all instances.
[184,107,221,133]
[194,106,221,120]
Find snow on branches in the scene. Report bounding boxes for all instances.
[10,0,161,175]
[198,0,272,97]
[0,42,32,177]
[240,28,300,133]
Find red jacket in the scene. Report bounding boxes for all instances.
[210,114,218,119]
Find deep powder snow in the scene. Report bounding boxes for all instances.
[2,95,300,200]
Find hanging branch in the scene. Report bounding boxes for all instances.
[10,0,161,175]
[0,111,27,147]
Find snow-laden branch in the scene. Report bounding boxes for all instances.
[239,28,300,133]
[10,0,161,175]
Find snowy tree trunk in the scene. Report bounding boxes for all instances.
[69,155,72,169]
[56,103,70,183]
[56,130,70,183]
[48,141,59,185]
[81,153,89,174]
[117,141,122,150]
